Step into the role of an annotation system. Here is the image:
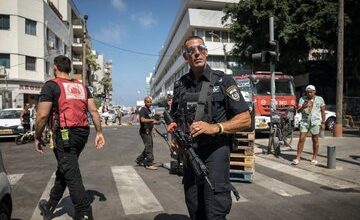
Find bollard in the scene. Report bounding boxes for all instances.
[327,145,336,169]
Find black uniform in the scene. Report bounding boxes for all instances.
[39,81,93,218]
[170,65,248,220]
[136,106,155,166]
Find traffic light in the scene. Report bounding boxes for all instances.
[252,50,278,63]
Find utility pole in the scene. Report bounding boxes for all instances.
[334,0,344,137]
[269,17,276,114]
[82,15,88,86]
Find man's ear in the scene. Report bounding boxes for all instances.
[183,52,189,62]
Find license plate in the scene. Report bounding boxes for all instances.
[0,129,13,135]
[259,122,267,127]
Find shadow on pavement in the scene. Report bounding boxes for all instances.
[51,189,107,219]
[154,213,190,220]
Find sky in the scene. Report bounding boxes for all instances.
[73,0,182,106]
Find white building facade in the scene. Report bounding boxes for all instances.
[150,0,239,103]
[0,0,84,109]
[92,52,113,107]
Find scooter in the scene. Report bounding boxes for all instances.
[15,126,35,145]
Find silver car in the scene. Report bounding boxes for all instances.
[0,149,12,219]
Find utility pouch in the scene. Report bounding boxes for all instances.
[60,128,70,148]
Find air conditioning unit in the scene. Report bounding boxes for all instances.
[47,41,55,49]
[0,66,7,78]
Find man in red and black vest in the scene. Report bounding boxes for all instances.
[35,55,105,220]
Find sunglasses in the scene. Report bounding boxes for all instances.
[184,45,207,54]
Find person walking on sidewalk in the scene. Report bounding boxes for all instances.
[34,55,105,220]
[135,96,158,170]
[292,85,325,165]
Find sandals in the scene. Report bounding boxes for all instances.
[291,159,299,165]
[310,160,318,165]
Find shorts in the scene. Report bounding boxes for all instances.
[299,122,320,135]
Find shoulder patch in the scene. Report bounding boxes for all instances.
[226,85,240,101]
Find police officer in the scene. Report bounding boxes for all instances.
[135,96,158,170]
[34,55,105,220]
[170,36,251,220]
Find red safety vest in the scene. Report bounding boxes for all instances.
[50,77,89,128]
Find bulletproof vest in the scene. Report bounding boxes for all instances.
[177,71,222,131]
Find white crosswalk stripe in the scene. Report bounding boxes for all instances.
[255,156,359,189]
[111,166,164,215]
[30,172,73,220]
[254,172,310,197]
[8,173,23,186]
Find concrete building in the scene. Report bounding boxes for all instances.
[92,51,113,107]
[150,0,239,103]
[0,0,85,109]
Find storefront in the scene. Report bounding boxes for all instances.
[0,79,43,109]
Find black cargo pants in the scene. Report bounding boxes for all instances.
[49,127,91,216]
[183,144,232,220]
[136,129,154,166]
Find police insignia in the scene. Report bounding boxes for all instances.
[226,85,240,101]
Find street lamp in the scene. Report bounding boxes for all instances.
[209,32,227,74]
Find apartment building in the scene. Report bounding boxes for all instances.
[93,51,113,106]
[0,0,86,109]
[150,0,239,103]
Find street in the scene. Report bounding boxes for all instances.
[1,123,360,220]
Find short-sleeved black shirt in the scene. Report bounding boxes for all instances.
[139,106,153,130]
[171,65,248,123]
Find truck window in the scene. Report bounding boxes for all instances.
[255,78,294,96]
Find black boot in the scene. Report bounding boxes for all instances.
[38,199,56,220]
[75,210,94,220]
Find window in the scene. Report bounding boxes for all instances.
[212,31,221,42]
[25,56,36,71]
[0,15,10,30]
[45,61,50,75]
[55,36,60,49]
[205,30,213,42]
[64,44,67,55]
[0,54,10,68]
[221,31,229,43]
[25,19,36,35]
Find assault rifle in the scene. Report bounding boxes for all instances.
[163,110,215,191]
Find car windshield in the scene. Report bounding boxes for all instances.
[254,78,295,96]
[0,110,21,119]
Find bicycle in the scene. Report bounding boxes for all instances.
[268,108,295,156]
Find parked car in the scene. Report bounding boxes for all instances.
[0,108,24,138]
[100,109,117,123]
[294,110,336,131]
[0,149,12,219]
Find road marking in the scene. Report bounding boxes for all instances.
[31,172,72,220]
[111,166,163,215]
[8,173,24,185]
[254,173,310,197]
[256,156,359,189]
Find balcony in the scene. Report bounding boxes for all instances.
[72,19,84,38]
[72,56,82,67]
[72,38,83,54]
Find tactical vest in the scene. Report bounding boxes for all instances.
[50,77,89,129]
[176,70,223,130]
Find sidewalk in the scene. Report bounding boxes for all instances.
[255,134,360,187]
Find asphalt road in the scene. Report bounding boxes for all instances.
[1,125,359,220]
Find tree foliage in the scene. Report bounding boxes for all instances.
[223,0,339,73]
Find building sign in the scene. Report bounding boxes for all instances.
[19,84,42,93]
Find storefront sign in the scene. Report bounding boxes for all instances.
[19,84,42,93]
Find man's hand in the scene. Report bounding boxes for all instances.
[95,132,105,149]
[170,134,179,152]
[34,138,45,154]
[190,121,219,137]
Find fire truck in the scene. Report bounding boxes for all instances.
[234,71,297,131]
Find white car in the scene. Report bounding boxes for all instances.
[0,108,24,138]
[294,110,336,130]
